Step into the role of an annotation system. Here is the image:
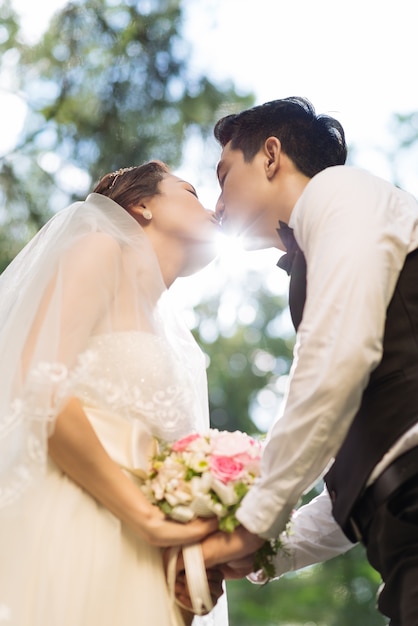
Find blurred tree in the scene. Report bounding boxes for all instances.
[386,110,418,195]
[0,0,253,270]
[389,110,418,152]
[226,542,386,626]
[193,267,293,435]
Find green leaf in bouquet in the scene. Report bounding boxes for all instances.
[253,538,283,581]
[185,467,202,481]
[234,482,249,499]
[159,500,174,517]
[218,512,240,533]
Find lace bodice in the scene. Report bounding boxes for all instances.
[74,331,204,442]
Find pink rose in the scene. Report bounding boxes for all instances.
[234,452,261,476]
[171,433,201,452]
[209,455,244,483]
[234,451,259,464]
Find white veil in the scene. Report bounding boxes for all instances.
[0,192,210,508]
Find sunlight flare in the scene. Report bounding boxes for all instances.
[215,231,245,260]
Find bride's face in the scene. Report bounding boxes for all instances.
[144,174,220,274]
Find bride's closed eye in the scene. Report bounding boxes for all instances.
[186,186,198,198]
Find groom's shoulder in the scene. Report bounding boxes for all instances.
[306,165,390,200]
[300,166,355,205]
[311,165,371,186]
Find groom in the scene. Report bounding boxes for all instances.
[202,97,418,625]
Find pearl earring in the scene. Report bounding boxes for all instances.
[142,209,152,220]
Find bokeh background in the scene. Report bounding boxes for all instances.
[2,1,418,623]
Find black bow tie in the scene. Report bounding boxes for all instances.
[276,221,298,275]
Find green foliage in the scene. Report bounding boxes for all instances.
[390,110,418,150]
[184,467,202,481]
[218,509,241,533]
[226,543,386,626]
[253,538,284,581]
[0,0,20,53]
[192,267,293,434]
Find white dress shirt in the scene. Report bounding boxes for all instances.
[236,166,418,567]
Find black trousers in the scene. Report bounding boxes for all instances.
[362,477,418,625]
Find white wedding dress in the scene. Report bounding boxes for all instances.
[0,331,228,626]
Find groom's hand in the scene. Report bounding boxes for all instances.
[220,555,257,579]
[175,568,224,613]
[198,525,264,570]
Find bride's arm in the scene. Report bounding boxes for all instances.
[48,396,218,547]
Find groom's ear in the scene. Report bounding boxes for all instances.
[263,136,282,180]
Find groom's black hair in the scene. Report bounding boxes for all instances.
[214,97,347,178]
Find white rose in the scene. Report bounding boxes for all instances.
[190,494,216,517]
[211,477,240,506]
[190,473,212,496]
[170,505,195,523]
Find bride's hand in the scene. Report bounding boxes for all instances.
[174,526,264,570]
[140,505,219,547]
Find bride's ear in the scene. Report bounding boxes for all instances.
[263,137,281,180]
[131,203,153,221]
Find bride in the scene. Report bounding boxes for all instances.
[0,162,228,626]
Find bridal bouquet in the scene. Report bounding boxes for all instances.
[141,429,281,578]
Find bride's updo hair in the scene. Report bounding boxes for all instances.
[93,161,170,213]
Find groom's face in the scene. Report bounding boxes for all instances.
[215,142,274,249]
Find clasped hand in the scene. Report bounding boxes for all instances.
[167,524,264,616]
